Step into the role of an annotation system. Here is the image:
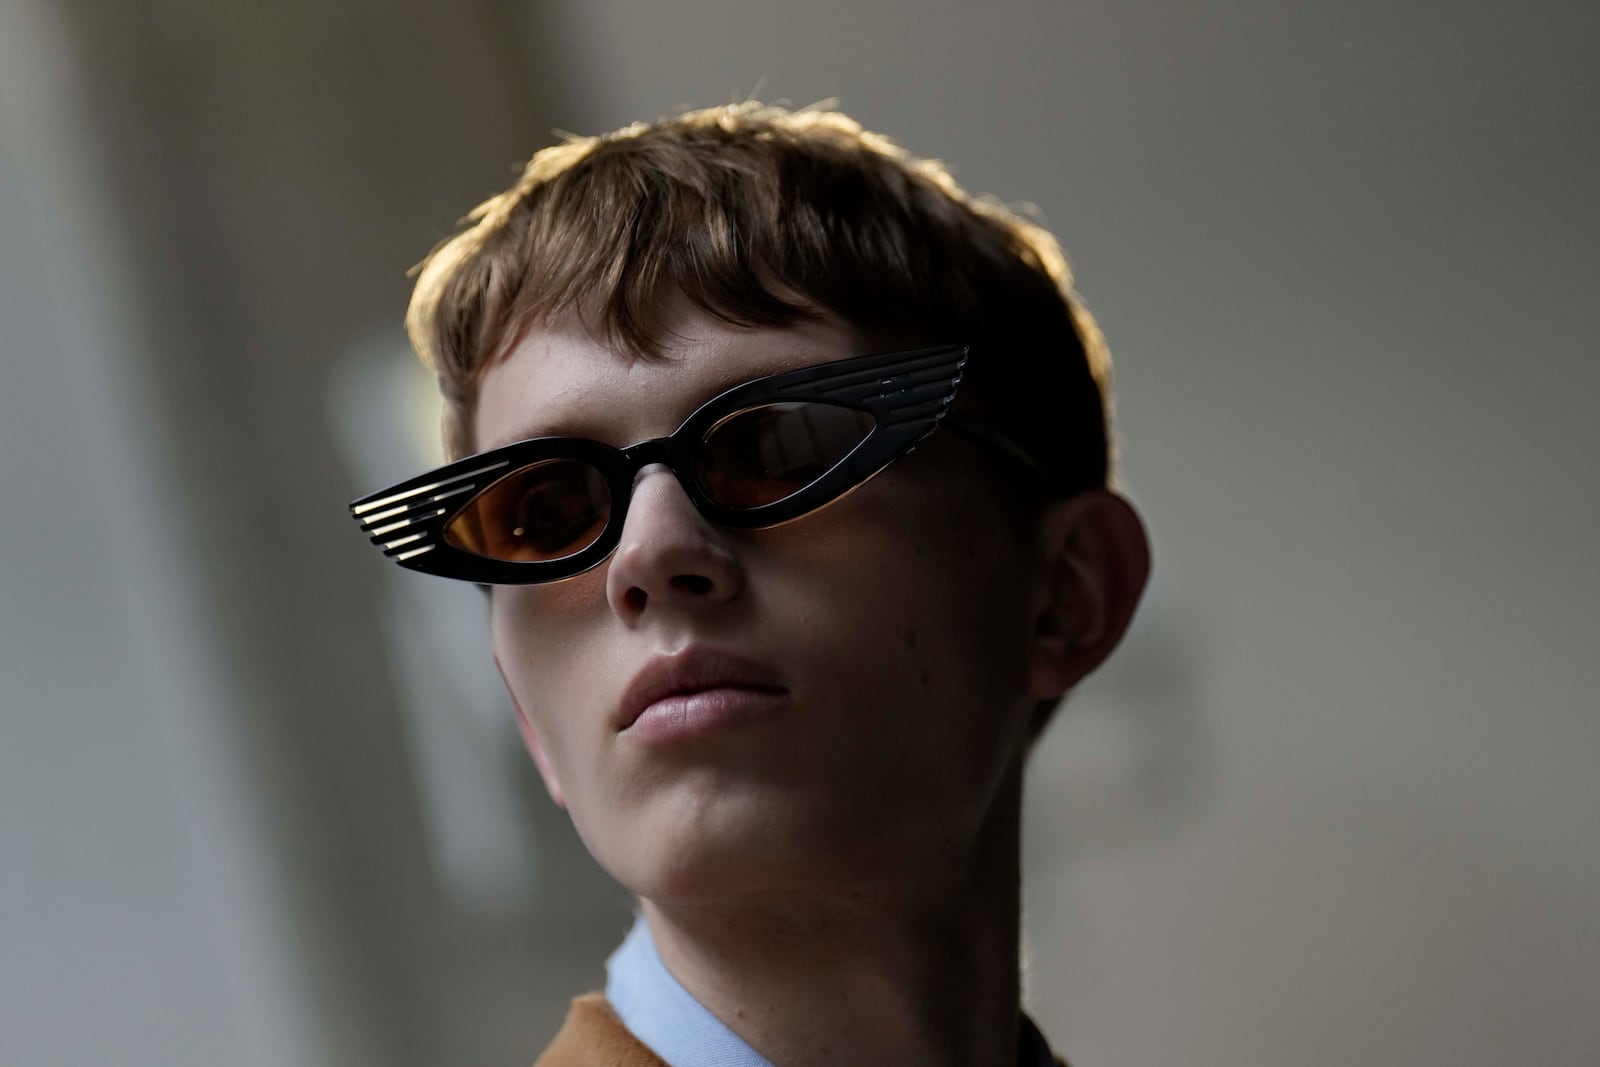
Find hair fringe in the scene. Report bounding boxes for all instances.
[403,101,1113,490]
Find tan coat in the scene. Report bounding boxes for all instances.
[533,996,665,1067]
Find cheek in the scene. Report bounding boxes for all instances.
[870,474,1030,629]
[489,580,608,760]
[779,485,1034,729]
[900,497,1035,715]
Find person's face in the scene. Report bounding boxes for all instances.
[480,302,1051,905]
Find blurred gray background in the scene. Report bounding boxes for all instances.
[3,1,1596,1064]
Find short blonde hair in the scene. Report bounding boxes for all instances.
[406,102,1114,493]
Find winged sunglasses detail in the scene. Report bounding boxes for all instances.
[349,343,1050,585]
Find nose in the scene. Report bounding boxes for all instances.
[604,465,745,623]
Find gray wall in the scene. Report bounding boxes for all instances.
[1,8,311,1063]
[2,1,1595,1065]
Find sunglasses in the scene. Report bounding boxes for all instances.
[349,343,1052,584]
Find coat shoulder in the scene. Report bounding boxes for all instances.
[532,993,668,1067]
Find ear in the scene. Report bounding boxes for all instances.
[493,651,567,809]
[1026,489,1151,701]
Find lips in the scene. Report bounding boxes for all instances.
[616,648,787,732]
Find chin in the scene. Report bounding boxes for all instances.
[588,789,880,905]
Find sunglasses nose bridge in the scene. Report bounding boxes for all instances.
[615,434,704,521]
[620,436,677,486]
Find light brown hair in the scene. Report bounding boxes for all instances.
[406,102,1115,495]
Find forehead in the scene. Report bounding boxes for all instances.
[473,303,879,454]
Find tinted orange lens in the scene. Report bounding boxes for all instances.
[696,402,876,509]
[445,459,610,562]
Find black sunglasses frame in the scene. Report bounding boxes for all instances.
[351,343,989,585]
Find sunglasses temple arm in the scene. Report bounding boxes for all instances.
[939,413,1061,493]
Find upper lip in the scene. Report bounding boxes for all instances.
[615,648,787,731]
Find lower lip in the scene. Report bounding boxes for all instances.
[625,687,786,743]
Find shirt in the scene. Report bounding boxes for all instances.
[604,914,1060,1067]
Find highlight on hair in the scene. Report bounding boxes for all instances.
[405,101,1115,495]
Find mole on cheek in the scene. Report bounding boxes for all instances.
[902,625,918,650]
[920,669,932,688]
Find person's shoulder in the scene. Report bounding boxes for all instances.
[532,993,668,1067]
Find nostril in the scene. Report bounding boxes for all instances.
[623,587,648,613]
[670,574,714,596]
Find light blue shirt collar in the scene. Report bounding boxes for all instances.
[604,914,1058,1066]
[606,914,775,1067]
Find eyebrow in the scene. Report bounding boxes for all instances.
[480,347,840,456]
[483,419,593,454]
[483,337,870,454]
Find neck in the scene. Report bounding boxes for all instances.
[640,764,1028,1067]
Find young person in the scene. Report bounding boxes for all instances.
[352,102,1149,1067]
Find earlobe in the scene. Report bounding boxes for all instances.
[493,651,568,809]
[1026,489,1151,700]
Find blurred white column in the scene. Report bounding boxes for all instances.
[0,3,323,1065]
